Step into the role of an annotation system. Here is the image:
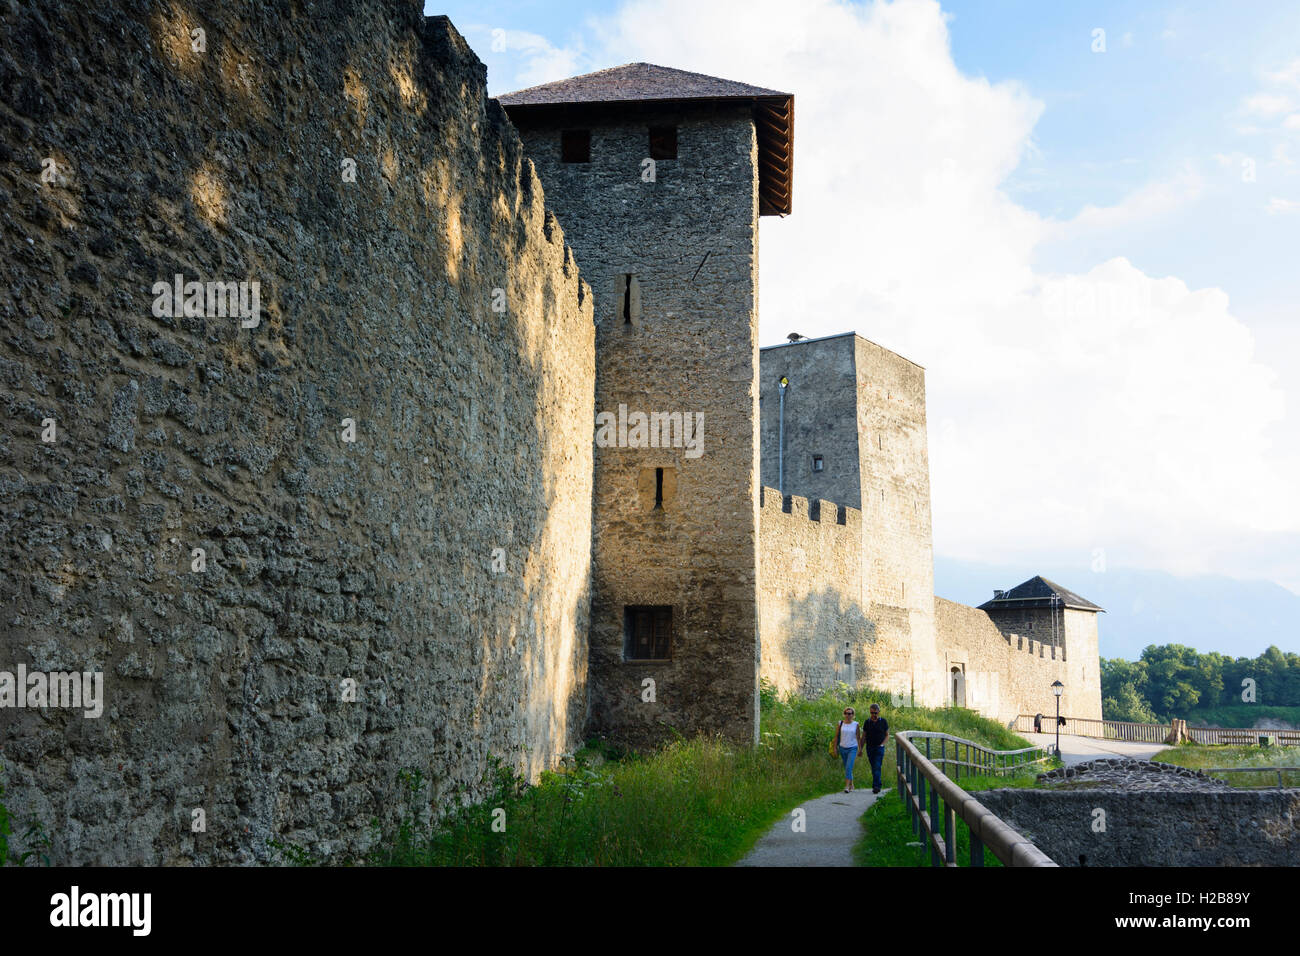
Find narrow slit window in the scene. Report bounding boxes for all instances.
[649,126,677,160]
[618,273,639,325]
[561,129,590,163]
[654,467,664,510]
[812,455,824,472]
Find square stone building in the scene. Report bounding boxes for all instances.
[501,64,794,746]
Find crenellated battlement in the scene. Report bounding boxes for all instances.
[759,486,862,532]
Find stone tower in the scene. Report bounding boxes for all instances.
[758,333,940,704]
[979,576,1104,716]
[501,64,793,745]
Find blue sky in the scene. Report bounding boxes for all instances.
[425,0,1300,596]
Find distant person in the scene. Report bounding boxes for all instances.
[1034,713,1043,733]
[832,707,865,792]
[864,703,890,794]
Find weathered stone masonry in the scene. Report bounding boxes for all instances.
[0,1,594,864]
[0,2,1107,866]
[759,487,868,696]
[979,787,1300,866]
[504,75,792,747]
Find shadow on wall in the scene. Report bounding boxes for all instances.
[762,586,877,697]
[0,1,593,864]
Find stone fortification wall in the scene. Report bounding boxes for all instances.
[0,1,593,864]
[758,487,870,695]
[934,598,1102,723]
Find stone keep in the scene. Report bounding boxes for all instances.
[759,333,940,704]
[502,65,794,745]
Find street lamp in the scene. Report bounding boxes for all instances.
[777,376,789,495]
[1052,680,1064,759]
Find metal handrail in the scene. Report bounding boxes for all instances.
[904,731,1051,781]
[1015,714,1300,746]
[895,730,1057,867]
[1199,766,1300,789]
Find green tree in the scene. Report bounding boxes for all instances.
[1102,682,1157,723]
[1140,644,1203,719]
[1101,657,1148,700]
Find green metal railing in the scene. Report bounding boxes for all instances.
[1014,714,1300,746]
[1199,766,1300,788]
[908,730,1050,780]
[895,730,1056,867]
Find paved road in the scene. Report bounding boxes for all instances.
[1023,732,1165,767]
[736,787,888,867]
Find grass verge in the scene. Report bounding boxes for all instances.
[1149,742,1300,788]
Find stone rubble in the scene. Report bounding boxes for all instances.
[1037,758,1234,792]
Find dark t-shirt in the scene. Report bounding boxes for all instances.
[864,717,889,747]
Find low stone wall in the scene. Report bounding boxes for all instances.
[978,787,1300,866]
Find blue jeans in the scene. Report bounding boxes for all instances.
[838,744,857,782]
[867,745,885,791]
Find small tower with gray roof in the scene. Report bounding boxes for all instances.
[981,576,1105,711]
[500,64,793,746]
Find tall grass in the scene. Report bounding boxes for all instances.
[346,682,1043,867]
[362,736,840,867]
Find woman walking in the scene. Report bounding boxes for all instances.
[832,707,866,792]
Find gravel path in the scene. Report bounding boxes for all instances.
[736,787,889,867]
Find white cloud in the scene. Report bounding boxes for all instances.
[1054,164,1204,236]
[465,25,583,93]
[1267,58,1300,88]
[1267,196,1300,214]
[1242,93,1293,116]
[1236,60,1300,137]
[574,0,1298,586]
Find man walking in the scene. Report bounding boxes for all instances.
[864,703,889,794]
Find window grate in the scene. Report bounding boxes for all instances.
[624,606,672,659]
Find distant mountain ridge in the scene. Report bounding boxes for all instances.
[934,557,1300,660]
